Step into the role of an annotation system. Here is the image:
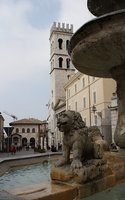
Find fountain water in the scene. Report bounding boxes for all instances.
[0,161,53,191]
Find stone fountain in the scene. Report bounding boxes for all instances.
[4,1,125,200]
[69,0,125,150]
[51,0,125,199]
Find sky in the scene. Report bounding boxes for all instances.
[0,0,94,126]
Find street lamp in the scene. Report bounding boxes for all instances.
[92,105,97,114]
[92,105,97,125]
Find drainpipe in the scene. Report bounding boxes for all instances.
[88,76,91,126]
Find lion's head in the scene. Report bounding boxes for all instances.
[57,110,86,133]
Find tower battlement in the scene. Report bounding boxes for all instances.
[50,22,73,36]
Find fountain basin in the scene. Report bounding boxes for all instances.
[6,181,78,200]
[0,161,54,191]
[69,9,125,78]
[6,152,125,200]
[87,0,125,16]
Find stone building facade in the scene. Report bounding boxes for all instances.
[47,22,75,149]
[10,118,44,148]
[64,72,116,144]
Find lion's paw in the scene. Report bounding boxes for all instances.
[94,143,103,159]
[71,159,83,169]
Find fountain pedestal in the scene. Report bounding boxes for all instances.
[51,152,125,198]
[111,66,125,148]
[51,157,108,184]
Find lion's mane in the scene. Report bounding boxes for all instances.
[65,110,86,130]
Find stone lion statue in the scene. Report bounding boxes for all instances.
[55,110,109,169]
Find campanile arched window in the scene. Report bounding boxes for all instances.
[59,57,63,68]
[66,58,70,68]
[66,40,70,50]
[58,38,63,49]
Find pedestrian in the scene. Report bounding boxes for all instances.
[10,145,15,155]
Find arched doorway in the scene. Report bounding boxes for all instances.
[12,134,22,148]
[30,138,35,148]
[13,136,18,146]
[22,138,27,147]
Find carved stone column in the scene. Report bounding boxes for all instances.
[111,66,125,148]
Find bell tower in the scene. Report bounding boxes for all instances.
[48,22,75,142]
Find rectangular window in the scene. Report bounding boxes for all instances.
[93,91,97,104]
[82,78,85,88]
[68,89,70,98]
[83,97,86,108]
[75,101,77,111]
[75,84,77,93]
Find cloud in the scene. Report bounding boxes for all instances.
[58,0,94,31]
[0,0,50,123]
[0,0,50,90]
[0,0,95,125]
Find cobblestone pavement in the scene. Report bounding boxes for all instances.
[0,148,35,159]
[0,148,40,165]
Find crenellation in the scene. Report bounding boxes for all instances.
[50,22,73,35]
[66,24,69,29]
[58,22,60,28]
[62,23,65,29]
[53,22,56,28]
